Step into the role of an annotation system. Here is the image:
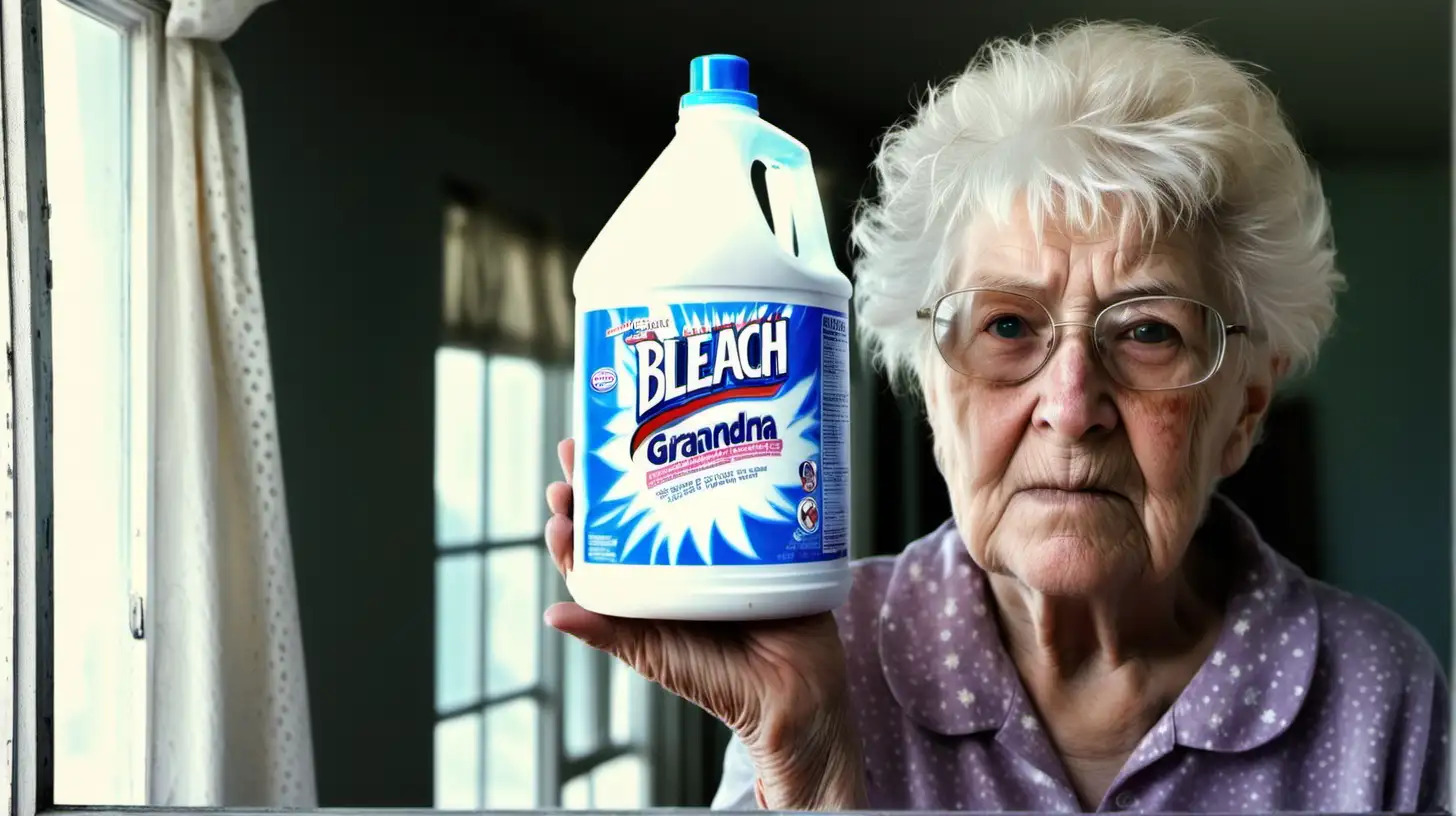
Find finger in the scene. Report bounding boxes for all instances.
[543,602,617,648]
[545,480,573,518]
[544,603,665,681]
[545,513,574,575]
[545,605,730,723]
[557,438,575,483]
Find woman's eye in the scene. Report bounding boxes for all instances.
[986,315,1028,339]
[1127,322,1176,343]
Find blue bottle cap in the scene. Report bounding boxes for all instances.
[681,54,758,111]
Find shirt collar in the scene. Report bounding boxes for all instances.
[876,495,1322,756]
[877,524,1017,735]
[1170,497,1322,753]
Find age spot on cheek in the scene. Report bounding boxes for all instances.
[1123,391,1198,444]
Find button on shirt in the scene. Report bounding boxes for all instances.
[712,498,1449,812]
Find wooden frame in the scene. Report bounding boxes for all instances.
[5,0,57,812]
[5,0,164,809]
[21,0,161,807]
[5,0,55,807]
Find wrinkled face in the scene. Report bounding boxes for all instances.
[921,207,1275,598]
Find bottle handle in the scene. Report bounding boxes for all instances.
[742,124,834,269]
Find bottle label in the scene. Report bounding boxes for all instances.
[580,301,849,566]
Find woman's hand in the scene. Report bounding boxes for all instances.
[543,439,866,810]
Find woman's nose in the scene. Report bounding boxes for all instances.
[1031,328,1120,442]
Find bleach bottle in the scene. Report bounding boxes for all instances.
[569,54,852,621]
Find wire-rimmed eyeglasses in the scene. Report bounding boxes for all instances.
[914,288,1250,391]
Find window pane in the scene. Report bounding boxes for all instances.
[434,713,481,809]
[435,348,486,546]
[610,655,641,745]
[486,356,543,540]
[485,698,539,808]
[44,0,137,805]
[591,754,647,810]
[485,547,541,695]
[563,635,598,757]
[436,554,482,712]
[561,774,591,810]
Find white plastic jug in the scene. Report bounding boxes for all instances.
[569,54,852,621]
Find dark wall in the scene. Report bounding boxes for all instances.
[1295,160,1452,668]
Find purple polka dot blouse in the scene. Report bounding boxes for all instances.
[712,499,1450,812]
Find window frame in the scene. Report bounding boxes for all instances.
[42,0,163,803]
[77,0,168,661]
[8,0,59,807]
[8,0,161,810]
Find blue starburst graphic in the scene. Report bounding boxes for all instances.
[579,301,843,566]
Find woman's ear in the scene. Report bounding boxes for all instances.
[1219,353,1279,477]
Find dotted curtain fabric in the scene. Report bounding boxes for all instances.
[151,6,316,807]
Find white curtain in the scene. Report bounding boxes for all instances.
[151,0,316,806]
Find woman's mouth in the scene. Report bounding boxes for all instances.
[1020,486,1122,504]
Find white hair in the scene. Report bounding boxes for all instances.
[851,21,1345,388]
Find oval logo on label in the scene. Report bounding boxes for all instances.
[590,367,618,393]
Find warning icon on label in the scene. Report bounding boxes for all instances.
[796,496,820,534]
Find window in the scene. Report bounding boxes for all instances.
[41,0,160,805]
[433,197,652,809]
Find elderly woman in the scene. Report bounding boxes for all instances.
[542,20,1448,813]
